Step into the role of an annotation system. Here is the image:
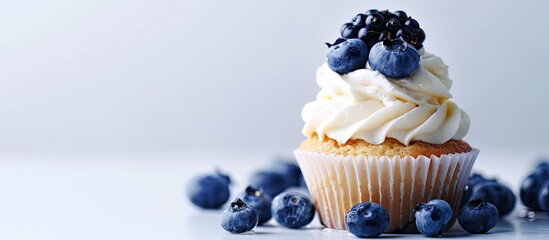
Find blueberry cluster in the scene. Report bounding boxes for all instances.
[520,160,549,211]
[327,9,423,78]
[186,159,314,234]
[341,9,425,50]
[461,172,516,216]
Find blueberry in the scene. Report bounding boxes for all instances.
[458,199,499,233]
[364,9,379,15]
[396,27,413,42]
[221,198,259,234]
[345,202,389,238]
[365,13,384,30]
[411,28,426,49]
[393,10,408,23]
[535,160,549,175]
[368,38,420,79]
[379,10,397,21]
[414,199,453,237]
[461,173,496,207]
[239,186,272,225]
[358,28,381,48]
[385,18,401,32]
[249,171,286,198]
[270,160,302,187]
[271,191,315,228]
[521,172,549,211]
[341,25,359,39]
[471,182,516,216]
[352,14,367,27]
[538,179,549,211]
[326,38,369,75]
[340,23,353,36]
[186,171,230,209]
[404,18,420,32]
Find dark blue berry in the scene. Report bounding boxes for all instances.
[358,28,382,48]
[249,171,286,198]
[404,18,420,32]
[221,198,259,234]
[340,23,353,36]
[186,171,230,209]
[393,10,408,23]
[368,38,420,79]
[379,10,397,21]
[271,160,302,187]
[471,181,515,216]
[385,18,401,32]
[345,202,389,238]
[271,191,315,228]
[327,38,369,75]
[538,179,549,211]
[414,199,453,237]
[239,186,272,225]
[461,173,497,207]
[521,172,549,210]
[396,27,414,42]
[365,13,384,30]
[341,25,359,38]
[535,160,549,175]
[352,14,367,27]
[458,199,499,233]
[411,28,426,49]
[364,9,379,15]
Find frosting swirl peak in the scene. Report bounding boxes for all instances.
[301,51,470,145]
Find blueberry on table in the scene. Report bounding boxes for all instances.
[271,160,302,187]
[271,191,315,228]
[461,173,497,207]
[458,199,499,233]
[186,171,230,209]
[221,198,259,234]
[345,202,389,238]
[535,160,549,175]
[471,181,516,216]
[520,172,549,211]
[537,179,549,211]
[327,38,369,75]
[414,199,453,237]
[239,186,272,225]
[368,37,420,79]
[249,171,286,198]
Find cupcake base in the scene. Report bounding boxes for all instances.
[295,148,478,232]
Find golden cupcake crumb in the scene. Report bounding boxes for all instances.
[299,136,471,157]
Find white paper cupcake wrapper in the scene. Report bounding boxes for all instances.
[294,149,478,232]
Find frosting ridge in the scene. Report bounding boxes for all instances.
[301,51,470,145]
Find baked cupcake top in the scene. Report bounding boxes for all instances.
[301,9,470,146]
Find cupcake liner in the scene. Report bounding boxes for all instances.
[294,149,478,232]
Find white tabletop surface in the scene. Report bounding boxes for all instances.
[1,149,548,240]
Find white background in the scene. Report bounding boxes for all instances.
[0,0,548,156]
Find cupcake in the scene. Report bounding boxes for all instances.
[294,9,478,232]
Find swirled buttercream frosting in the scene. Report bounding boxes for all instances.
[301,51,470,145]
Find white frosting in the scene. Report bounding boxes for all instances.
[301,51,470,145]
